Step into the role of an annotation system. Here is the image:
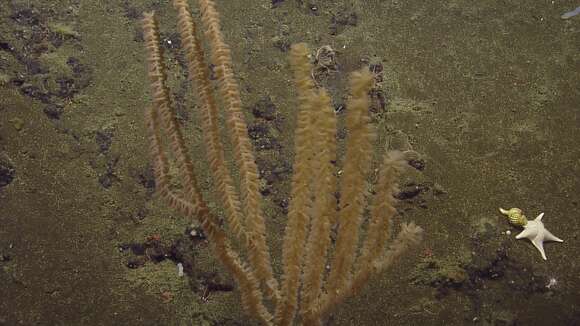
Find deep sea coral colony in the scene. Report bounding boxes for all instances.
[141,0,423,325]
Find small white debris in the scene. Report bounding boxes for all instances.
[546,277,557,289]
[506,230,511,235]
[177,263,184,277]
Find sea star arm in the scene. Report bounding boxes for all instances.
[515,227,535,240]
[543,229,563,243]
[531,238,548,260]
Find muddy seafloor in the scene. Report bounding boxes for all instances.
[1,0,579,325]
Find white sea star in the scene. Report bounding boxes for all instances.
[515,213,563,260]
